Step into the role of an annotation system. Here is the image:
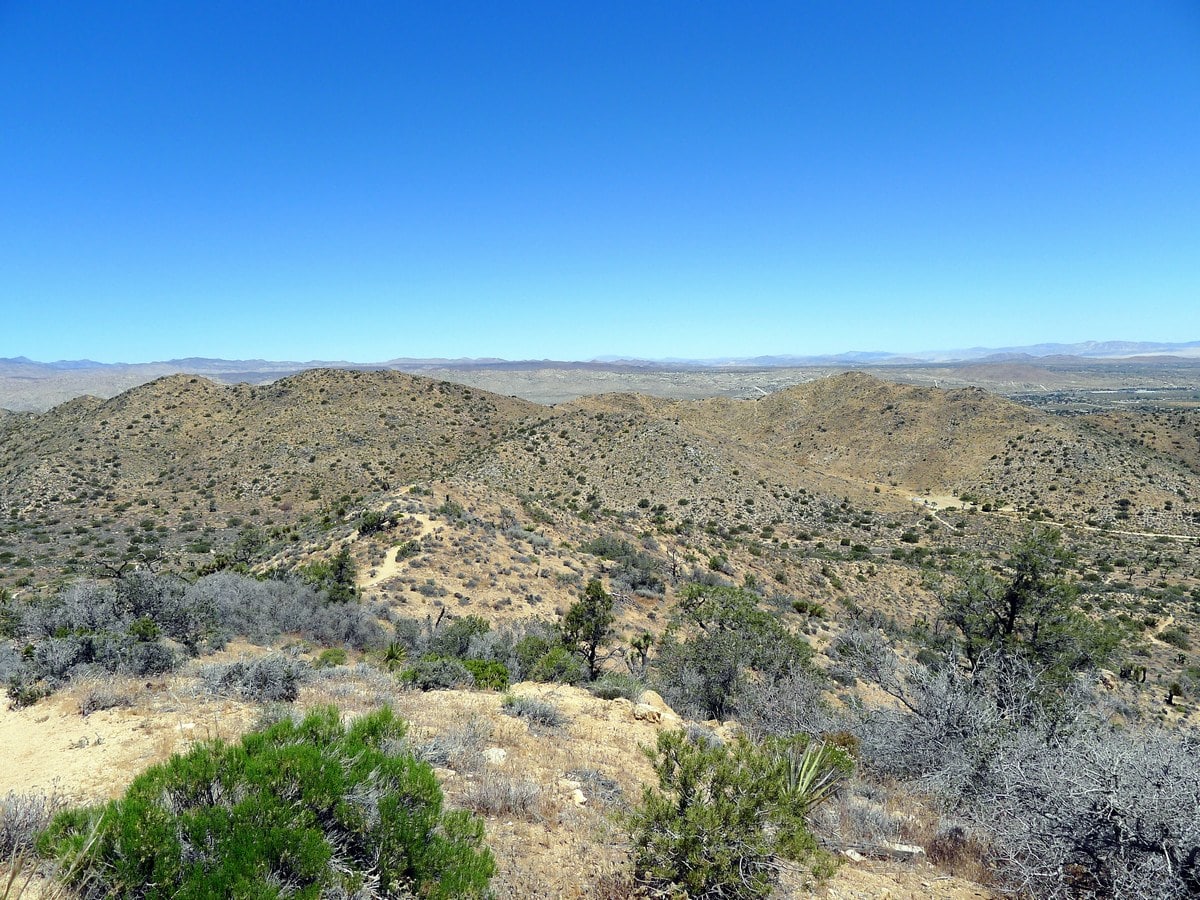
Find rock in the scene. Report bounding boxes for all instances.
[570,788,587,806]
[610,698,633,711]
[879,842,926,862]
[842,848,868,862]
[432,767,456,781]
[639,690,674,714]
[633,703,662,724]
[483,747,507,765]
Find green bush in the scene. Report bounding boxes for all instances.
[37,706,494,898]
[627,730,849,898]
[1159,626,1191,651]
[528,646,586,684]
[463,658,510,691]
[314,647,348,668]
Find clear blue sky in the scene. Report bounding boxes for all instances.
[2,1,1198,363]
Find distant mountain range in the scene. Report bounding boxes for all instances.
[2,339,1199,413]
[609,339,1200,366]
[6,339,1200,374]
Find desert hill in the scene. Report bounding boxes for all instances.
[3,369,1199,599]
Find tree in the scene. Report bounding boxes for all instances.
[561,578,614,681]
[941,526,1118,682]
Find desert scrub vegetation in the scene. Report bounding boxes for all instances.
[626,729,851,899]
[652,582,815,720]
[830,529,1200,897]
[1,570,385,707]
[36,706,494,899]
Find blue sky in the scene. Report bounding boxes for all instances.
[1,1,1197,363]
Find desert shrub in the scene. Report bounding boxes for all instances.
[581,535,664,594]
[587,672,645,702]
[978,726,1200,899]
[5,670,49,709]
[198,655,309,703]
[528,645,586,684]
[738,668,830,740]
[429,615,491,659]
[299,545,359,603]
[1159,626,1191,650]
[654,584,814,721]
[314,646,348,668]
[626,730,850,898]
[37,706,494,898]
[186,571,385,651]
[123,640,177,676]
[501,693,565,727]
[462,769,543,819]
[401,656,475,691]
[78,684,135,716]
[357,509,392,536]
[462,658,509,691]
[0,790,64,858]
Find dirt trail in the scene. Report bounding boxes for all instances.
[359,513,441,589]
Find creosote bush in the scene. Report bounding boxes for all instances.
[37,706,494,899]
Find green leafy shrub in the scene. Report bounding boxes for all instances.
[37,706,494,898]
[314,647,348,668]
[528,645,586,684]
[626,730,849,898]
[463,658,510,690]
[1158,626,1191,651]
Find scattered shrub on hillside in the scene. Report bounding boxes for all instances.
[298,545,359,603]
[78,684,135,716]
[501,693,565,728]
[1158,626,1191,651]
[462,769,544,820]
[654,583,814,721]
[587,672,645,702]
[627,729,850,899]
[401,656,475,691]
[198,655,309,703]
[314,646,348,668]
[581,535,664,595]
[462,658,510,691]
[37,706,495,898]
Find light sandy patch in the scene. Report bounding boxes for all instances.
[0,676,258,803]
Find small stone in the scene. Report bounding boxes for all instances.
[633,703,662,724]
[482,747,507,765]
[570,789,587,806]
[842,848,867,862]
[879,842,926,862]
